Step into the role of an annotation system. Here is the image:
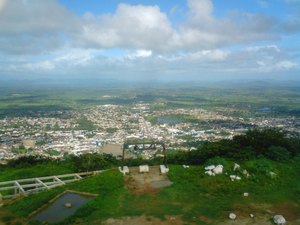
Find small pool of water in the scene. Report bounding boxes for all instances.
[32,192,95,223]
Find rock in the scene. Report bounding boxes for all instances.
[205,165,215,170]
[118,166,129,175]
[233,163,240,171]
[229,213,236,220]
[243,192,249,197]
[273,215,286,225]
[235,176,241,180]
[160,165,169,174]
[270,171,277,178]
[182,165,190,168]
[65,202,72,208]
[205,170,215,176]
[250,214,254,218]
[230,175,241,181]
[139,165,149,173]
[243,169,250,177]
[213,165,223,174]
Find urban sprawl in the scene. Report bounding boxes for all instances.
[0,103,299,161]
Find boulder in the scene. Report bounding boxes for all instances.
[230,175,241,181]
[205,165,215,171]
[270,172,277,178]
[229,213,236,220]
[118,166,129,175]
[233,163,240,171]
[273,215,286,225]
[243,169,250,177]
[213,165,223,174]
[139,165,149,173]
[205,170,215,176]
[160,165,169,174]
[65,202,72,208]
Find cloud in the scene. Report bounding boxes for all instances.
[0,0,79,54]
[276,60,297,70]
[0,0,298,55]
[127,50,153,59]
[0,0,299,80]
[178,0,277,49]
[73,4,175,51]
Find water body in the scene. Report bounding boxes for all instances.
[157,116,182,124]
[32,192,94,224]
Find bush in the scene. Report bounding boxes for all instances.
[244,159,276,175]
[265,146,291,162]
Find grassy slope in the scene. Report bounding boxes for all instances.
[2,159,300,225]
[0,163,75,181]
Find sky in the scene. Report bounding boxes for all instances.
[0,0,299,81]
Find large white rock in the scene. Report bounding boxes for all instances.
[213,165,223,174]
[205,170,215,176]
[229,213,236,220]
[273,215,286,225]
[233,163,240,171]
[230,175,241,181]
[139,165,149,173]
[160,165,169,174]
[205,165,215,170]
[118,166,129,175]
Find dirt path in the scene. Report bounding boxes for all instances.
[124,166,173,195]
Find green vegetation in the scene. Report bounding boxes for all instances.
[0,81,299,118]
[167,129,300,164]
[75,117,96,131]
[105,127,118,133]
[1,129,299,224]
[0,154,117,181]
[1,159,299,224]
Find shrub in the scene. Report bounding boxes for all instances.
[244,159,276,175]
[265,146,291,162]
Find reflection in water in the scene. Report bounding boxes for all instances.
[32,192,94,223]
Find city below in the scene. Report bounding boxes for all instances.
[1,102,299,162]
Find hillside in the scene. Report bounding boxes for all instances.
[0,129,300,224]
[1,159,300,225]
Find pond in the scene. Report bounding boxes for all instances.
[32,192,95,224]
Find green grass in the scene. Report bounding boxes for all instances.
[0,163,75,181]
[2,159,300,225]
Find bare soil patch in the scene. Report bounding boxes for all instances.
[102,215,185,225]
[219,202,300,225]
[124,166,173,195]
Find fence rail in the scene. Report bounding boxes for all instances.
[0,170,103,199]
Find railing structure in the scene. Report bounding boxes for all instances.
[121,141,167,170]
[0,170,103,199]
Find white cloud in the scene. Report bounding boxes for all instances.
[127,50,153,59]
[74,4,175,51]
[276,60,297,70]
[0,0,298,55]
[0,0,299,80]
